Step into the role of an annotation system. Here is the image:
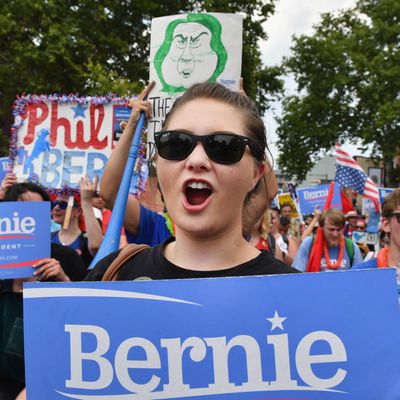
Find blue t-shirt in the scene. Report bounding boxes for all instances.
[125,204,171,246]
[293,236,363,272]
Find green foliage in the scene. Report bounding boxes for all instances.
[0,0,282,156]
[277,0,400,184]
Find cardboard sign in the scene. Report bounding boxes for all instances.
[296,183,342,215]
[24,269,400,399]
[0,201,50,279]
[11,96,136,190]
[277,193,299,218]
[148,13,243,138]
[0,156,11,183]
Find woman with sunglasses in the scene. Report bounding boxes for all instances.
[51,174,104,268]
[87,82,298,281]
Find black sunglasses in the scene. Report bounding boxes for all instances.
[154,130,263,165]
[51,200,78,210]
[390,212,400,223]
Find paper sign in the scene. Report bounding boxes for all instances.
[24,269,400,399]
[277,192,299,218]
[0,201,50,279]
[296,183,342,215]
[148,13,243,138]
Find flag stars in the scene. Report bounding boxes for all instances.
[267,311,287,331]
[71,104,88,119]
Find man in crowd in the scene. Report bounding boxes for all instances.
[293,208,363,272]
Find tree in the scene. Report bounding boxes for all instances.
[0,0,282,156]
[276,0,400,185]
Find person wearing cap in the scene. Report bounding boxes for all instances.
[353,189,400,295]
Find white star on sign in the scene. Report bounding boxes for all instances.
[267,311,287,331]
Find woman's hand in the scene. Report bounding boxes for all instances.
[127,81,155,127]
[80,173,98,204]
[0,172,17,199]
[33,258,70,282]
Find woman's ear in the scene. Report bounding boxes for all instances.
[251,161,267,192]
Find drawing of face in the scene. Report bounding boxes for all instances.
[161,22,218,88]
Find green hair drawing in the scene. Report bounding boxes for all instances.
[154,13,228,94]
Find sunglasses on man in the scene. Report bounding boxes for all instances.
[154,130,263,164]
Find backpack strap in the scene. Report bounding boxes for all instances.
[101,244,150,281]
[344,237,354,266]
[267,234,275,257]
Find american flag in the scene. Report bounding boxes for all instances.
[335,144,380,211]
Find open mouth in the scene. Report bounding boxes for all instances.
[185,182,212,206]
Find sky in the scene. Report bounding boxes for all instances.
[259,0,358,163]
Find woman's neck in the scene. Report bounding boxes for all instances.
[59,220,81,243]
[165,228,260,271]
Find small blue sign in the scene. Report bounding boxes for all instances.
[24,269,400,399]
[0,156,11,183]
[379,187,395,204]
[0,201,50,279]
[296,183,342,215]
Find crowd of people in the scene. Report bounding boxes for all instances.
[0,81,399,399]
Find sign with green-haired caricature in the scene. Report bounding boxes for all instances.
[148,13,243,139]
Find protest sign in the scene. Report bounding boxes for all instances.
[379,187,395,204]
[352,231,379,248]
[363,188,395,214]
[0,201,50,279]
[296,183,342,215]
[277,192,299,218]
[0,156,11,183]
[10,95,147,193]
[24,269,400,399]
[148,13,243,139]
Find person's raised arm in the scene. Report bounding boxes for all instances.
[301,207,321,241]
[80,174,104,255]
[100,82,154,235]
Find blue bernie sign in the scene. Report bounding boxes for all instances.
[379,187,395,204]
[23,269,400,399]
[0,156,11,183]
[296,183,342,215]
[0,201,50,279]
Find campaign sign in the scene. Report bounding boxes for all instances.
[0,201,50,279]
[11,95,134,190]
[379,187,395,204]
[24,269,400,399]
[296,183,342,215]
[0,156,11,183]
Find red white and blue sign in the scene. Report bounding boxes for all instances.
[296,183,342,215]
[23,269,400,399]
[0,201,50,279]
[0,156,11,183]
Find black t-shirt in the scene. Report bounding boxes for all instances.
[85,238,299,281]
